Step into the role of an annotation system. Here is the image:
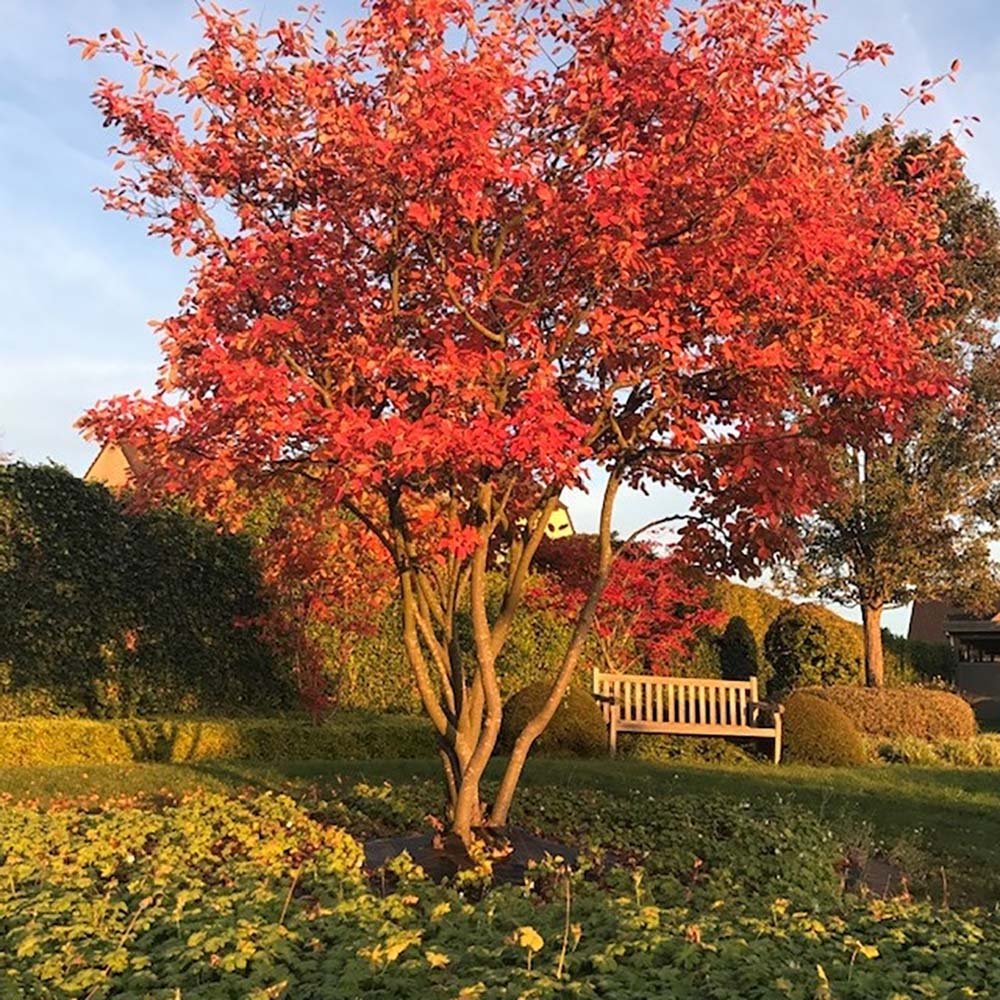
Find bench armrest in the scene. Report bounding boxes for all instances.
[592,693,617,706]
[749,700,783,722]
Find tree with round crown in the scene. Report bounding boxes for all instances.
[76,0,964,844]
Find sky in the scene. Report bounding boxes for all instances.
[2,0,999,635]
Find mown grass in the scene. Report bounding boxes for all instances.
[2,755,998,904]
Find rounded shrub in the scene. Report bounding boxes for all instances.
[499,682,607,757]
[804,685,976,741]
[782,691,866,766]
[764,605,860,694]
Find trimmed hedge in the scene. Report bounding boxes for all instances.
[782,691,867,766]
[499,682,607,757]
[0,714,435,766]
[805,685,976,740]
[765,606,861,693]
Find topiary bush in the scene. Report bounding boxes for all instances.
[764,605,861,694]
[782,691,867,766]
[804,685,976,740]
[499,682,607,757]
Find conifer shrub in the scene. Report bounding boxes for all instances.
[719,615,764,683]
[764,606,861,694]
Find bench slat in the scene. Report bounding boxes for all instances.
[616,720,776,738]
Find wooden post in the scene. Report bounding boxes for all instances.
[609,710,617,757]
[749,676,759,726]
[773,710,782,765]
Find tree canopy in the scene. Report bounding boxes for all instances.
[76,0,968,841]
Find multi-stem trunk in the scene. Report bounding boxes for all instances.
[861,602,885,687]
[394,475,621,847]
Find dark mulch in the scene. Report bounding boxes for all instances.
[364,826,579,885]
[843,852,909,899]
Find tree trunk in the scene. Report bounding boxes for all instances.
[862,603,885,688]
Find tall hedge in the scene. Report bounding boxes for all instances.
[718,616,763,683]
[0,463,293,718]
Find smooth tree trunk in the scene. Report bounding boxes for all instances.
[862,603,885,688]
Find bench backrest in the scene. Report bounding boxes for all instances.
[592,667,760,729]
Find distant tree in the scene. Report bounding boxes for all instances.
[786,132,1000,687]
[530,535,722,676]
[719,616,763,684]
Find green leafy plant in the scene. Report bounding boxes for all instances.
[499,684,607,758]
[765,606,861,694]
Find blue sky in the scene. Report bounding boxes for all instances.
[2,0,998,632]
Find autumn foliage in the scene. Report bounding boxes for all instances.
[75,0,967,839]
[531,536,722,675]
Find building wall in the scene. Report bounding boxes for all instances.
[544,506,574,539]
[956,663,1000,721]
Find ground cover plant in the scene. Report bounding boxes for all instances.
[4,765,1000,998]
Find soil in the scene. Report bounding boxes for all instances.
[843,852,909,899]
[364,826,579,885]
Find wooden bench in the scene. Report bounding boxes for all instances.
[591,668,783,763]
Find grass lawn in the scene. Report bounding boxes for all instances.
[4,755,999,904]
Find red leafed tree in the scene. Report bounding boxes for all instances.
[531,536,723,675]
[75,0,964,842]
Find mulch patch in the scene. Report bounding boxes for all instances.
[843,852,909,899]
[364,826,579,886]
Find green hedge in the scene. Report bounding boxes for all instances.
[0,714,435,766]
[0,463,293,718]
[764,605,861,693]
[317,572,575,714]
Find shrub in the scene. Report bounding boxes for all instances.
[782,691,866,766]
[0,714,435,766]
[499,682,607,757]
[764,605,861,694]
[719,616,763,683]
[669,629,722,678]
[806,685,976,740]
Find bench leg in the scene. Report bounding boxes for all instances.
[609,715,617,757]
[773,715,782,765]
